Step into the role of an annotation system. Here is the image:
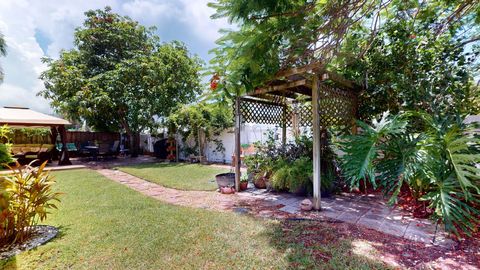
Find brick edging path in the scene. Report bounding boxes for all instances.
[96,169,242,211]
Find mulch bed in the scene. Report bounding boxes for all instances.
[0,225,58,260]
[233,199,480,269]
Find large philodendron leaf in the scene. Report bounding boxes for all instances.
[444,128,480,199]
[422,174,480,236]
[377,134,425,204]
[336,111,408,189]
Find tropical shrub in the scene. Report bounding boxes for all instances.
[0,125,13,167]
[334,111,480,235]
[168,102,233,158]
[0,161,61,246]
[246,131,338,195]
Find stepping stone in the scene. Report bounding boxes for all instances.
[277,197,301,206]
[279,205,300,214]
[357,216,383,229]
[336,211,363,223]
[379,220,408,237]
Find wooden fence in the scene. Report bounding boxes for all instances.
[65,131,120,146]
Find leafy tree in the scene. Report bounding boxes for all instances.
[208,0,381,96]
[209,0,480,118]
[338,1,480,119]
[40,7,202,156]
[168,102,233,159]
[0,31,7,83]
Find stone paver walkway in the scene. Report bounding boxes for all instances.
[97,168,454,247]
[97,169,242,211]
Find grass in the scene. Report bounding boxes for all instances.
[0,169,391,269]
[117,163,229,191]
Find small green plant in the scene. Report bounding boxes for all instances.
[0,161,61,246]
[240,174,248,183]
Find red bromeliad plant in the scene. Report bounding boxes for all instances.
[0,161,61,246]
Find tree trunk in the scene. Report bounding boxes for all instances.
[130,132,140,157]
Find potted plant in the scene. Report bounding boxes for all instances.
[240,143,250,154]
[244,154,267,189]
[239,174,248,191]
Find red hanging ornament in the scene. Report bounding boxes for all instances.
[210,73,220,91]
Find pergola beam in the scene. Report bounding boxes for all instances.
[275,61,324,78]
[250,79,310,96]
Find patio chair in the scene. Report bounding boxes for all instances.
[79,141,92,156]
[56,143,78,152]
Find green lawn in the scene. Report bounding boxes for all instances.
[0,169,390,269]
[117,163,229,191]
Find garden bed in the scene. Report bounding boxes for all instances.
[0,225,58,260]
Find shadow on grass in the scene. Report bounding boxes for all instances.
[261,218,394,269]
[260,217,479,269]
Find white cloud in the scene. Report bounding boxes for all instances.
[178,0,231,43]
[122,0,179,21]
[0,0,230,114]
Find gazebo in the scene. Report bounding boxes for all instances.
[233,62,361,210]
[0,106,72,165]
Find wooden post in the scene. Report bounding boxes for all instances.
[234,96,241,191]
[50,126,59,161]
[58,125,72,165]
[282,105,287,146]
[312,75,322,210]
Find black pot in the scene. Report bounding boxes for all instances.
[215,173,235,188]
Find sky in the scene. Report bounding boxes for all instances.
[0,0,230,114]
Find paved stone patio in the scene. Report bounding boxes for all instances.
[97,167,453,247]
[237,189,453,246]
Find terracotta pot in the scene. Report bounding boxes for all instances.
[220,186,235,194]
[253,176,267,189]
[239,181,248,191]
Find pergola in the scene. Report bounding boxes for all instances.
[0,106,72,165]
[233,62,361,209]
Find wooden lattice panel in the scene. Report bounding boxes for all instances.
[240,100,288,126]
[239,83,357,128]
[318,84,356,128]
[292,103,312,127]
